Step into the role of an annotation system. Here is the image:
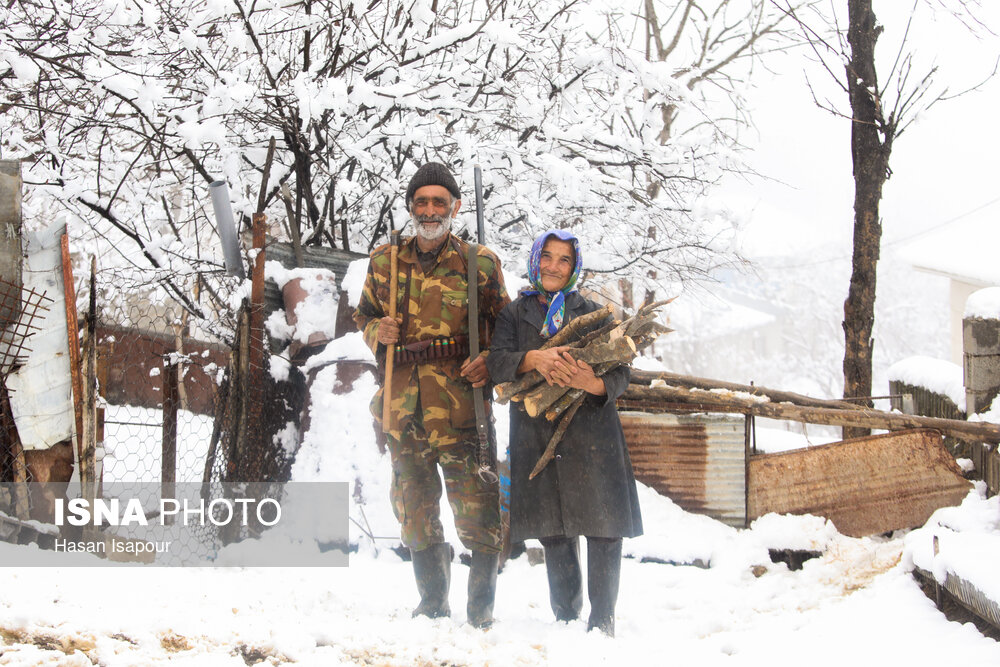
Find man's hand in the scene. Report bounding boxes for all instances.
[376,316,402,345]
[460,354,490,388]
[549,351,606,396]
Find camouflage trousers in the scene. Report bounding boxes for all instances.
[386,419,501,554]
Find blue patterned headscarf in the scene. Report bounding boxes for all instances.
[520,229,583,338]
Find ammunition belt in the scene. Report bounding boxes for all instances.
[394,335,469,365]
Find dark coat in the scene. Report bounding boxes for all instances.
[487,292,643,541]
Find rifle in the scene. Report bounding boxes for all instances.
[383,230,400,432]
[469,166,498,484]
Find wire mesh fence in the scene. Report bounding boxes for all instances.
[94,267,234,488]
[90,262,302,556]
[0,234,335,561]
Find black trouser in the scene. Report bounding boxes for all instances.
[540,535,622,634]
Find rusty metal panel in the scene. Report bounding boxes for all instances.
[621,411,746,528]
[748,429,971,537]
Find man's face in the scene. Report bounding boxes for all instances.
[411,185,460,242]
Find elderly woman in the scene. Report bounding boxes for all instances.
[487,229,642,637]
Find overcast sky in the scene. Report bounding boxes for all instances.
[722,1,1000,260]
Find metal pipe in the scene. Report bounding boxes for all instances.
[209,180,246,279]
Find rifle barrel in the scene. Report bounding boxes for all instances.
[474,165,485,244]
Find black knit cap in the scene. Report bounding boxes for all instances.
[405,162,461,207]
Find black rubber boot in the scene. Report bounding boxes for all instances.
[586,537,622,637]
[540,536,583,622]
[467,551,499,628]
[410,542,451,619]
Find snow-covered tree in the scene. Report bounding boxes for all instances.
[1,0,801,335]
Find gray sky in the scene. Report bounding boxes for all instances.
[722,1,1000,260]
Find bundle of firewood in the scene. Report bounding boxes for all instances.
[493,298,674,478]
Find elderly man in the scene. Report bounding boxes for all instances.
[353,162,510,627]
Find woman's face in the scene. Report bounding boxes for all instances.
[538,238,575,292]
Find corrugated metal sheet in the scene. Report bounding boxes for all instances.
[620,411,746,528]
[6,222,74,449]
[748,429,971,537]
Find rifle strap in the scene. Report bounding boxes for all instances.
[467,243,494,479]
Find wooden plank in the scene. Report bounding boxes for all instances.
[78,257,98,505]
[61,234,83,450]
[748,429,971,537]
[161,360,178,518]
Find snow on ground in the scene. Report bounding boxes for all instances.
[1,361,999,665]
[1,486,998,665]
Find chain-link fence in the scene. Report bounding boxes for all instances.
[93,260,307,556]
[94,267,233,487]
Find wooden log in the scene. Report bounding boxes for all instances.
[61,234,83,452]
[162,359,179,522]
[494,309,616,404]
[539,303,613,350]
[636,297,676,316]
[494,300,670,404]
[574,318,622,348]
[621,383,1000,444]
[529,393,586,479]
[522,337,637,417]
[543,359,618,421]
[79,257,98,505]
[629,370,867,412]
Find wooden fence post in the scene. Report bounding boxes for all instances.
[162,358,178,521]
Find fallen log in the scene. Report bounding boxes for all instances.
[629,370,867,411]
[620,383,1000,444]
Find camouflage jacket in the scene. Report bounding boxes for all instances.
[353,233,510,440]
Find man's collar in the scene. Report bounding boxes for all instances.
[398,233,455,265]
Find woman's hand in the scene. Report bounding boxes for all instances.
[520,347,569,385]
[549,351,606,396]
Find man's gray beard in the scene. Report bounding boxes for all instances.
[413,213,453,242]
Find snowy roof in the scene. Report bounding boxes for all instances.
[899,217,1000,286]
